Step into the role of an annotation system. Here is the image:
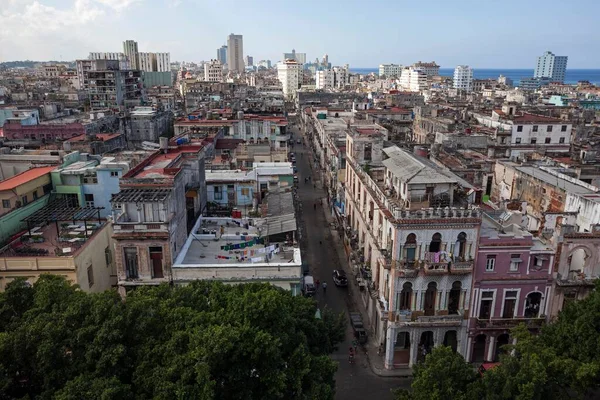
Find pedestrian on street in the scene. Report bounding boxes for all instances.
[313,203,316,210]
[322,282,327,293]
[314,183,316,189]
[315,279,320,289]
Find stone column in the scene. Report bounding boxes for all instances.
[409,330,419,368]
[486,335,497,362]
[465,335,473,362]
[384,327,395,370]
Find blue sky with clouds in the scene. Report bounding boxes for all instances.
[1,0,598,68]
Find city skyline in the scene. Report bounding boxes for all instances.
[1,0,599,68]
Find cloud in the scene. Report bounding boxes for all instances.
[0,0,141,60]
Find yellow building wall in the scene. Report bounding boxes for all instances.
[73,223,114,293]
[0,174,50,214]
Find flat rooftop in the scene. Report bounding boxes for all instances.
[176,217,297,266]
[0,221,106,258]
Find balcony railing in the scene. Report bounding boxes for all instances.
[451,260,474,274]
[476,317,545,329]
[113,220,169,232]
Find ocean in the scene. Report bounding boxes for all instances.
[349,68,600,86]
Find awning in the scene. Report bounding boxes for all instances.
[255,214,297,236]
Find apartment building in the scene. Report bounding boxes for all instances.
[277,59,300,100]
[454,65,474,92]
[227,34,244,73]
[467,211,554,363]
[110,143,207,293]
[379,64,403,78]
[204,60,224,82]
[343,136,481,369]
[412,61,440,76]
[534,51,568,83]
[399,67,428,92]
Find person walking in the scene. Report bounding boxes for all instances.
[322,282,327,294]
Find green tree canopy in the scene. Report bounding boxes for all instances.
[0,275,345,400]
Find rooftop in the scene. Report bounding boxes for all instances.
[0,166,55,191]
[513,164,598,196]
[175,217,298,266]
[382,147,457,185]
[66,133,121,142]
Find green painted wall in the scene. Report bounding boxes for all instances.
[0,195,50,245]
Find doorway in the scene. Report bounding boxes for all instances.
[149,246,164,279]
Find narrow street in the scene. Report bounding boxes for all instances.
[289,124,408,400]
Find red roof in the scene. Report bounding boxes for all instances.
[66,133,121,142]
[0,166,55,191]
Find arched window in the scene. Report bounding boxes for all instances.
[424,282,437,316]
[456,232,467,260]
[399,282,413,310]
[429,233,442,253]
[524,292,542,318]
[448,281,461,314]
[404,233,417,264]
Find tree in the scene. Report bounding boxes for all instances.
[0,276,345,399]
[394,346,477,400]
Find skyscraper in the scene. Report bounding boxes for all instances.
[453,65,473,92]
[245,56,254,67]
[277,59,300,100]
[226,34,244,73]
[123,40,140,70]
[283,49,306,65]
[217,45,227,65]
[534,51,568,83]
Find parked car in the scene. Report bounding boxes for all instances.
[332,269,348,286]
[293,166,298,173]
[293,175,299,184]
[302,275,316,297]
[297,139,302,144]
[349,312,368,344]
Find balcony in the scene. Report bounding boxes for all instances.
[113,221,169,232]
[475,317,545,330]
[451,260,474,274]
[423,252,449,275]
[396,260,418,277]
[392,311,463,326]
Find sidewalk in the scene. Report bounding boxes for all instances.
[318,188,412,379]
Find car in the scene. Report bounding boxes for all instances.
[297,139,302,144]
[332,269,348,286]
[293,166,298,173]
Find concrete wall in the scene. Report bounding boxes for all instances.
[74,223,114,292]
[0,195,49,245]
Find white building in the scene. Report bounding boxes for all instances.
[333,66,350,89]
[534,51,568,83]
[155,53,171,72]
[399,67,428,92]
[89,52,130,69]
[412,61,440,76]
[123,40,139,70]
[227,33,244,73]
[315,69,334,89]
[453,65,474,92]
[379,64,403,78]
[138,52,155,72]
[204,60,223,82]
[277,59,300,100]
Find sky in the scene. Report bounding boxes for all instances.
[1,0,599,68]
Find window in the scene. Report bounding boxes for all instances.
[509,254,522,271]
[32,190,39,200]
[124,248,139,279]
[241,188,250,196]
[214,186,222,200]
[532,125,538,132]
[105,247,112,267]
[531,138,537,144]
[43,183,52,194]
[517,126,523,132]
[502,290,518,318]
[21,196,28,206]
[545,137,551,144]
[87,265,94,288]
[399,282,413,310]
[547,125,553,132]
[2,199,10,208]
[84,194,94,207]
[561,125,567,132]
[559,137,565,144]
[110,171,119,177]
[479,291,494,319]
[515,138,521,144]
[486,255,496,272]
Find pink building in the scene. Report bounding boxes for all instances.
[466,211,554,363]
[2,121,84,141]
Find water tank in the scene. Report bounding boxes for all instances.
[63,141,72,151]
[413,146,428,158]
[237,111,244,120]
[159,137,169,153]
